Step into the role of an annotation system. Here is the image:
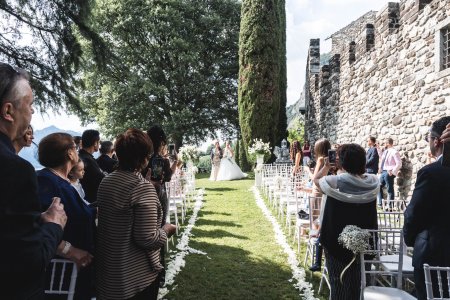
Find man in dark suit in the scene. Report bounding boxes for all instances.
[96,140,118,173]
[79,129,105,203]
[403,116,450,300]
[365,136,379,174]
[0,62,67,298]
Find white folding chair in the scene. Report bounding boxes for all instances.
[45,259,78,300]
[423,264,450,300]
[360,229,416,300]
[303,195,322,267]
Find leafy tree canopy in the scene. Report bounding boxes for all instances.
[80,0,241,145]
[0,0,108,113]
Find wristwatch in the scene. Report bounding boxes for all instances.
[62,241,72,255]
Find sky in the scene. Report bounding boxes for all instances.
[31,0,390,133]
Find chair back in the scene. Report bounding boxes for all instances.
[45,259,78,300]
[308,196,322,231]
[377,212,404,230]
[423,264,450,300]
[360,229,405,290]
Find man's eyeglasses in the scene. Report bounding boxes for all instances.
[425,134,439,143]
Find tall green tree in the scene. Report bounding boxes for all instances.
[0,0,108,112]
[80,0,241,145]
[238,0,282,155]
[277,0,287,146]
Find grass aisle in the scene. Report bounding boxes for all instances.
[165,174,308,299]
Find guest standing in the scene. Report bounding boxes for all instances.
[291,140,303,174]
[308,138,331,272]
[96,129,176,300]
[13,124,34,153]
[79,129,105,204]
[403,116,450,300]
[0,62,67,298]
[37,133,96,299]
[377,137,402,207]
[302,140,311,165]
[365,136,379,174]
[96,140,118,173]
[314,143,379,300]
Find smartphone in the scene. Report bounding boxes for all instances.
[168,144,175,156]
[442,142,450,167]
[328,149,336,164]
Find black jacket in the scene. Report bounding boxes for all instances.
[320,195,378,264]
[0,132,63,299]
[403,158,450,269]
[366,146,379,174]
[79,149,105,203]
[96,154,118,174]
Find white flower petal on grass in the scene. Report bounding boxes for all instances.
[252,186,318,300]
[157,189,205,300]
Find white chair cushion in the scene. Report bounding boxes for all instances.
[363,286,416,300]
[380,255,414,273]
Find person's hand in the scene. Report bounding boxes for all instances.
[162,223,177,238]
[440,123,450,143]
[41,197,67,229]
[388,170,393,176]
[66,246,94,270]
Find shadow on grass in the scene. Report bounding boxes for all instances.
[195,218,242,228]
[166,241,301,299]
[192,228,249,240]
[204,187,237,192]
[200,210,232,216]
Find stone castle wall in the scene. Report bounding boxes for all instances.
[304,0,450,199]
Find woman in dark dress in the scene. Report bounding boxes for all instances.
[37,133,97,299]
[313,144,379,300]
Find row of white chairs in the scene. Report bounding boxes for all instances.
[258,164,450,299]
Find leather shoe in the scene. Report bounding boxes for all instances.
[309,263,321,272]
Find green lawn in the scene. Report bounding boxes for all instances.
[164,173,328,299]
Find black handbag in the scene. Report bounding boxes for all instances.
[298,210,309,220]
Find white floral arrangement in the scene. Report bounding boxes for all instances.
[178,145,200,163]
[248,138,271,156]
[338,225,371,283]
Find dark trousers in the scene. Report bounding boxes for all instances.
[325,250,360,300]
[378,171,395,205]
[127,273,161,300]
[313,237,322,266]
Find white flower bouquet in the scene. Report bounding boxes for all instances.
[248,138,271,156]
[338,225,370,283]
[178,145,200,163]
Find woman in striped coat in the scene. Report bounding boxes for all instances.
[96,129,176,300]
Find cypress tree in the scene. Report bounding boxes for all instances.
[277,0,288,146]
[235,139,241,167]
[238,138,250,171]
[238,0,281,157]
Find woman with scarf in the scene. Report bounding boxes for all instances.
[313,143,379,300]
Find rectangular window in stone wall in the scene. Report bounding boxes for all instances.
[443,26,450,70]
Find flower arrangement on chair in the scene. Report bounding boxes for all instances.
[338,225,371,283]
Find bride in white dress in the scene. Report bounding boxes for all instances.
[216,141,247,181]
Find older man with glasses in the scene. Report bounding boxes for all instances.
[404,116,450,300]
[0,62,67,298]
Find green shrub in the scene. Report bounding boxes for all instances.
[197,155,212,172]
